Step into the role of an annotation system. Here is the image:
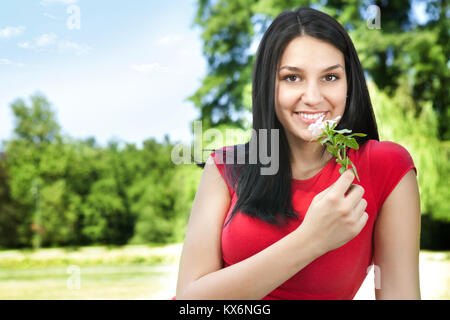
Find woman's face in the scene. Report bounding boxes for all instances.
[275,35,347,143]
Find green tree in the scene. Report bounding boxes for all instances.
[80,140,137,245]
[129,136,201,244]
[369,81,449,220]
[0,94,204,247]
[6,94,59,246]
[2,94,80,247]
[10,94,61,145]
[0,153,22,248]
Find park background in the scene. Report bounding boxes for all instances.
[0,0,448,299]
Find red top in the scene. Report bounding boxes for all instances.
[210,139,417,300]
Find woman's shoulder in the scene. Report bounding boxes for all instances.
[209,144,245,165]
[208,144,242,197]
[364,139,414,161]
[361,140,417,210]
[351,139,416,177]
[362,139,416,178]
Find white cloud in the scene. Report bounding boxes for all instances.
[43,12,60,20]
[40,0,77,6]
[18,33,57,50]
[131,63,170,74]
[17,42,31,49]
[58,40,91,55]
[36,33,58,47]
[0,26,25,39]
[18,33,90,56]
[0,58,25,67]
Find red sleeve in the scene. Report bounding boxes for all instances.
[369,140,417,210]
[210,147,234,197]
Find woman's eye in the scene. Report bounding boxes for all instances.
[324,74,339,82]
[284,75,300,82]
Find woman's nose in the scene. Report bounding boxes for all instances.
[302,82,323,105]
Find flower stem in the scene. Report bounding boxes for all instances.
[337,148,342,161]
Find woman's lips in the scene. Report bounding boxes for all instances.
[293,111,328,124]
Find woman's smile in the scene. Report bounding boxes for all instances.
[293,111,329,124]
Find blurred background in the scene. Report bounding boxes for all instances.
[0,0,448,299]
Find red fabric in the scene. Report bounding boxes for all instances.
[210,139,417,300]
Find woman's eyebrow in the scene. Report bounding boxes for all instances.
[279,64,344,72]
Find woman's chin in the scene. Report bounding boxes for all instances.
[291,130,321,144]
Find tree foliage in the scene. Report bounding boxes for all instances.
[0,94,201,248]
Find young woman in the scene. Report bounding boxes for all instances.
[175,7,421,300]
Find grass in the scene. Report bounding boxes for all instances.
[0,243,182,299]
[0,243,181,268]
[0,245,448,300]
[0,264,177,299]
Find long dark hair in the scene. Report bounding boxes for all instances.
[194,7,379,227]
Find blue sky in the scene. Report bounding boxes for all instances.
[0,0,206,148]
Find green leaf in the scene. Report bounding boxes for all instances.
[339,166,346,175]
[331,134,337,145]
[345,137,359,150]
[334,129,352,134]
[330,121,339,130]
[348,133,367,137]
[320,136,331,145]
[349,159,360,182]
[334,134,346,146]
[309,132,327,143]
[326,144,336,155]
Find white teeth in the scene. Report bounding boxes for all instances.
[298,112,325,119]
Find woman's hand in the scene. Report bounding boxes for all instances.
[299,169,368,254]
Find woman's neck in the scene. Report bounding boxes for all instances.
[288,137,333,180]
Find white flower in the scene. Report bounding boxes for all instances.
[324,115,342,128]
[307,114,326,136]
[308,115,342,137]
